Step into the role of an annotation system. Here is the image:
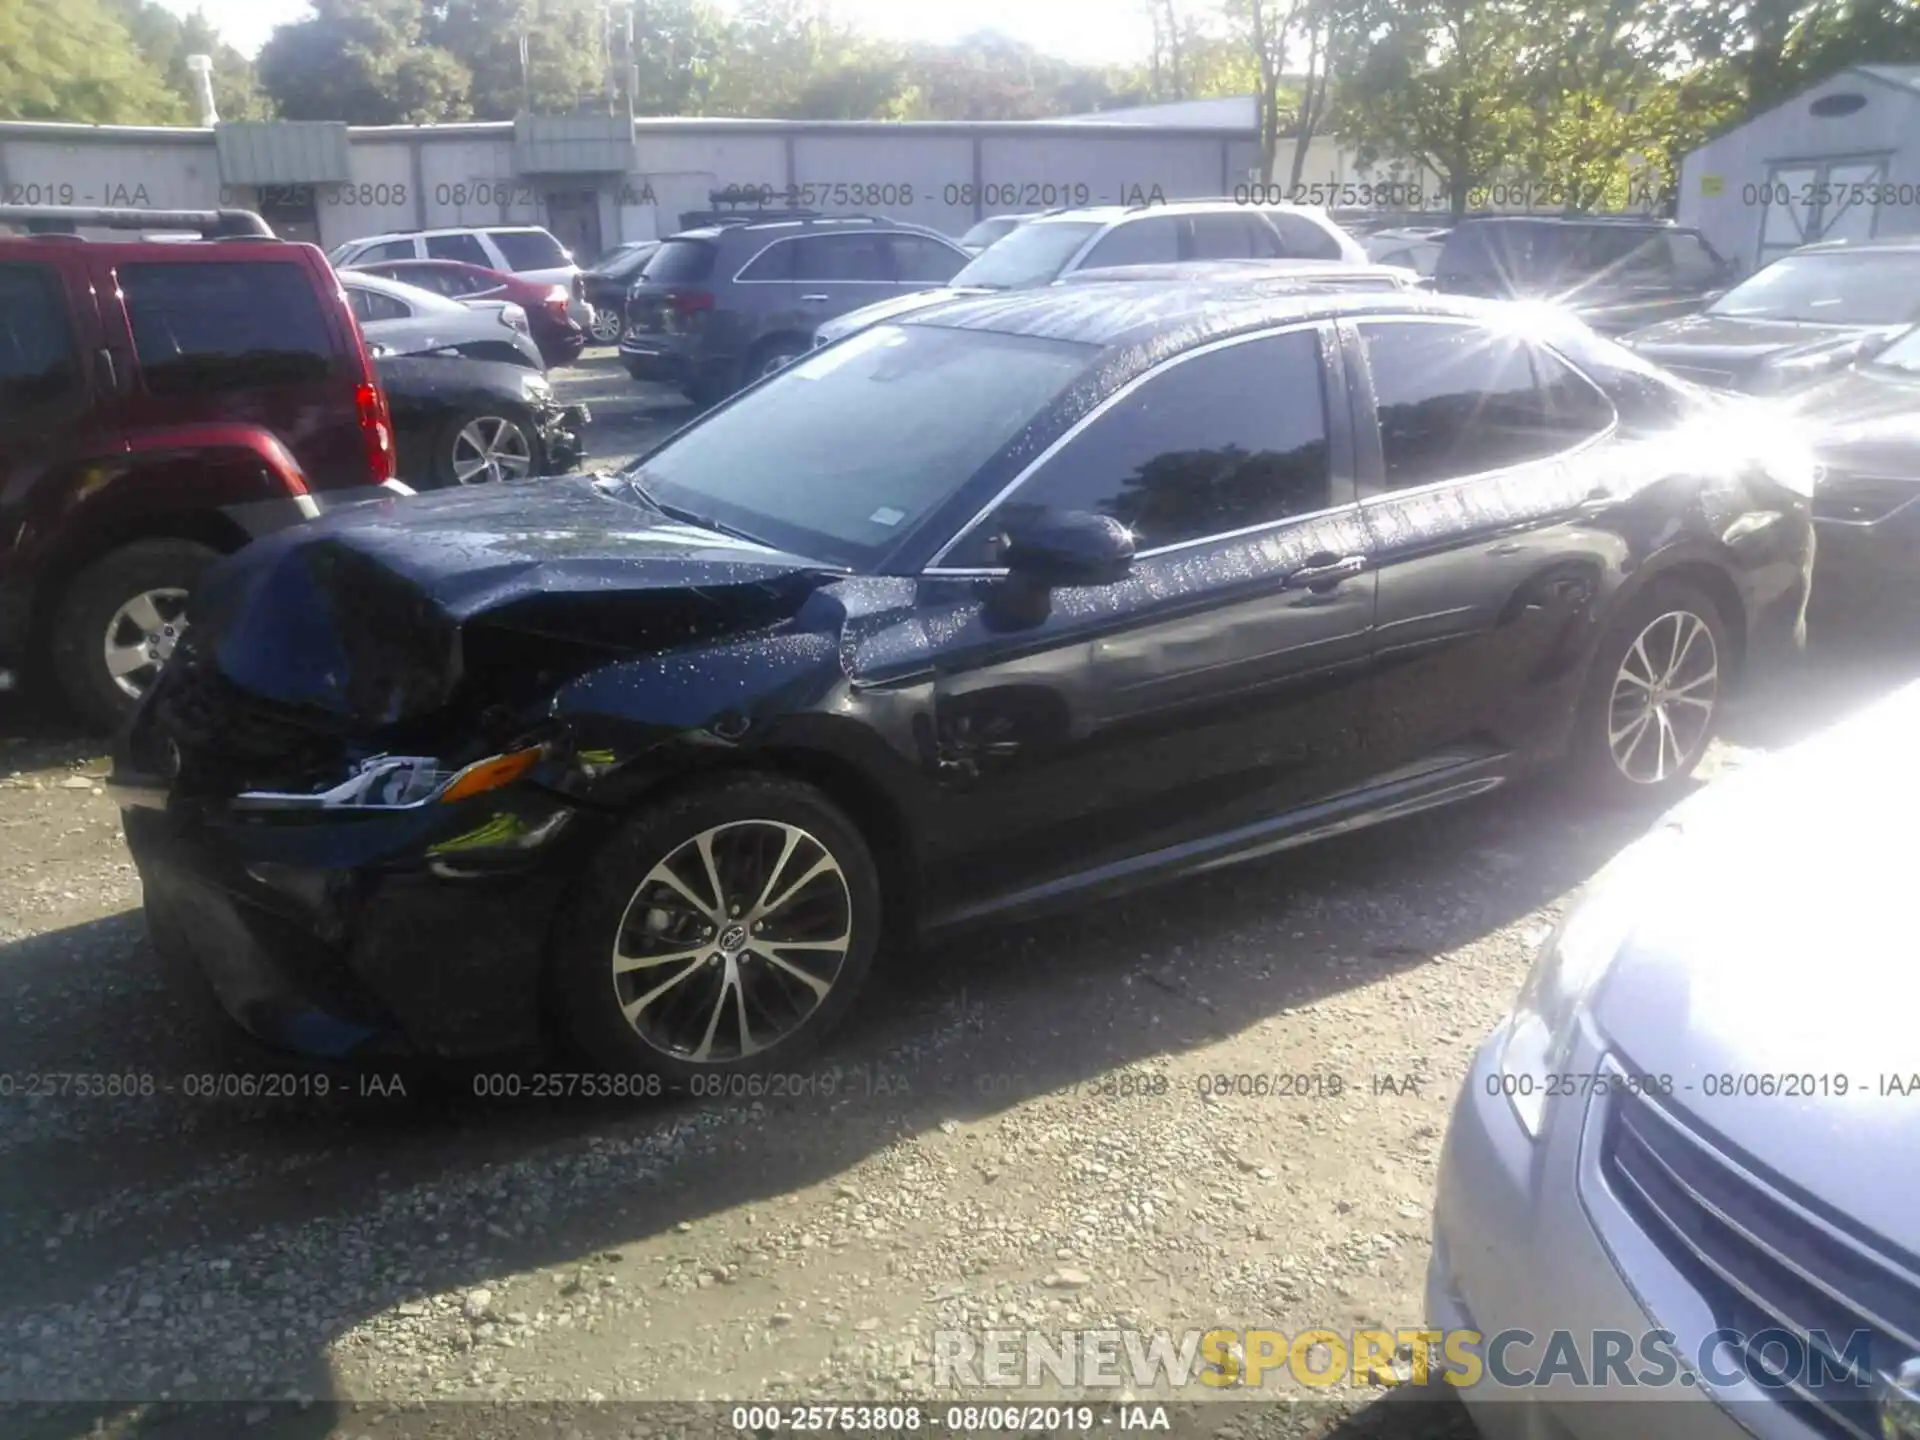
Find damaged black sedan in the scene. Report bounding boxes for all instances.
[112,284,1817,1080]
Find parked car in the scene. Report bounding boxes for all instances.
[1364,226,1449,276]
[811,201,1368,348]
[957,213,1039,254]
[111,286,1813,1079]
[580,240,660,342]
[327,226,592,329]
[344,257,587,368]
[0,204,406,732]
[1432,216,1738,334]
[377,353,588,489]
[1429,674,1920,1440]
[1619,237,1920,393]
[618,215,971,405]
[339,270,546,372]
[1779,322,1920,600]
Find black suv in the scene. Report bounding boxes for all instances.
[618,215,971,404]
[1432,216,1737,334]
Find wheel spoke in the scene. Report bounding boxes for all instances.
[105,642,151,678]
[612,944,708,977]
[651,864,718,924]
[1653,707,1678,781]
[1610,709,1653,749]
[1627,635,1658,686]
[1662,615,1703,685]
[689,965,734,1061]
[758,855,836,921]
[122,593,165,636]
[1667,669,1717,697]
[758,933,851,955]
[620,955,706,1021]
[751,947,834,999]
[749,827,804,917]
[694,830,728,918]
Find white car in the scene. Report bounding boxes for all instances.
[814,201,1368,347]
[1364,226,1450,276]
[328,225,592,328]
[338,269,545,371]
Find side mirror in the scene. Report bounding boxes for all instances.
[367,342,392,358]
[1002,511,1135,587]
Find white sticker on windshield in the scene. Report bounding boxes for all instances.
[869,507,907,527]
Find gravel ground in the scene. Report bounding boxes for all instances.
[3,394,1916,1440]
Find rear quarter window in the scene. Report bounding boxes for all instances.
[0,263,81,415]
[488,229,569,271]
[119,262,336,395]
[643,240,718,284]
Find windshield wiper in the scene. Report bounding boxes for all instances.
[619,473,767,545]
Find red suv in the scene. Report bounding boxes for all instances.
[0,206,407,731]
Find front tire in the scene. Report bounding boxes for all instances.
[1572,578,1731,802]
[550,775,883,1082]
[49,538,220,734]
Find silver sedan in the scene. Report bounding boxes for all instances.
[1429,677,1920,1440]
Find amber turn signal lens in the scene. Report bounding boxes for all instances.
[439,747,543,804]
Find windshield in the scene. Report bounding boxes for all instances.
[625,323,1096,566]
[951,221,1103,288]
[489,229,569,271]
[1868,325,1920,374]
[960,217,1022,248]
[593,245,657,279]
[1707,251,1920,325]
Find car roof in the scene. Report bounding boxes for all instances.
[1451,215,1678,232]
[347,225,550,244]
[665,217,946,242]
[907,283,1481,349]
[1059,259,1408,285]
[1796,234,1920,254]
[337,268,464,308]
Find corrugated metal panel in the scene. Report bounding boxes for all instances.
[215,122,350,185]
[513,116,636,175]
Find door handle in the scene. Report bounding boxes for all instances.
[799,294,830,304]
[1577,486,1613,511]
[1282,554,1368,591]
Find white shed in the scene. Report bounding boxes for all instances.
[1679,64,1920,270]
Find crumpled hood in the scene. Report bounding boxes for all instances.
[1589,679,1920,1254]
[184,475,835,726]
[1622,312,1903,387]
[815,287,991,343]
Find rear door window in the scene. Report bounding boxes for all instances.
[1080,216,1181,269]
[357,239,420,263]
[119,262,336,394]
[0,263,82,416]
[487,229,570,271]
[426,232,493,266]
[788,234,893,281]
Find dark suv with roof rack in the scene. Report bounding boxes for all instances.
[0,205,405,731]
[1432,215,1738,334]
[618,215,972,405]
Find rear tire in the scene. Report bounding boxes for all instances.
[744,338,809,387]
[1571,578,1731,804]
[550,775,883,1083]
[49,538,220,734]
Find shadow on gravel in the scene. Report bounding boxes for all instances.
[4,588,1918,1440]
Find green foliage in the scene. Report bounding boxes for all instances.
[0,0,190,122]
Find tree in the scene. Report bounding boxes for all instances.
[258,0,472,122]
[1222,0,1307,182]
[428,0,606,119]
[1336,0,1537,214]
[0,0,187,122]
[104,0,273,120]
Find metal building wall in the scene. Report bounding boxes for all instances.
[1678,68,1920,266]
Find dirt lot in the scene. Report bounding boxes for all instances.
[2,374,1916,1440]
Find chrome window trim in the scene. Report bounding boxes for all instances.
[1346,314,1619,505]
[922,319,1336,575]
[731,230,968,286]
